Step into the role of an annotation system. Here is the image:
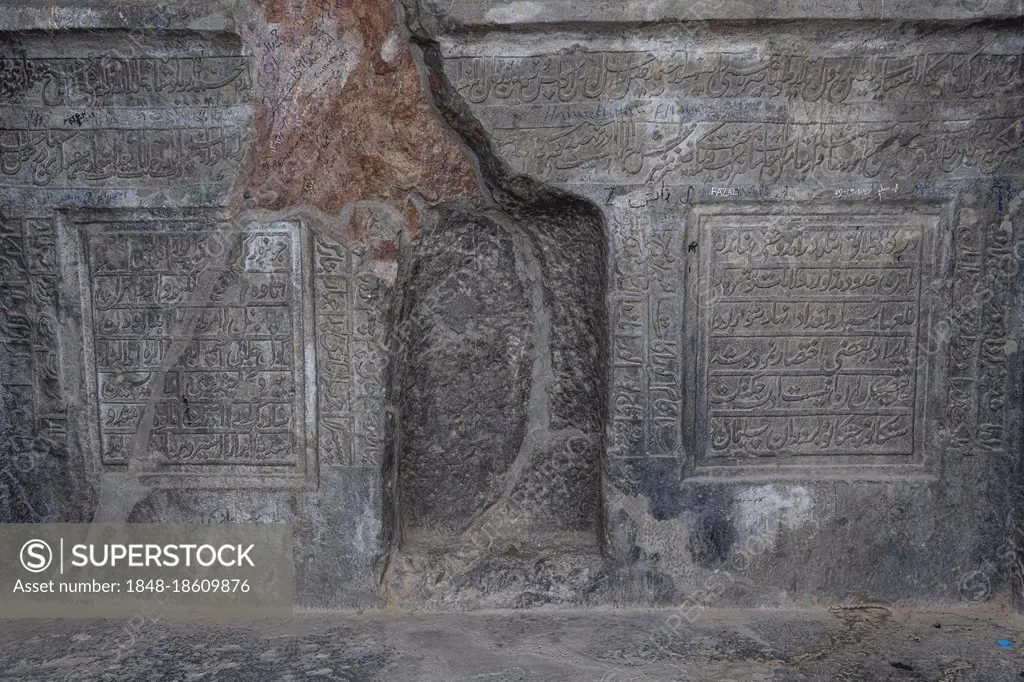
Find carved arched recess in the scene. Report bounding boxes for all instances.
[384,3,611,604]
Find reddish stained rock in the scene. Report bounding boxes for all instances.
[241,0,478,222]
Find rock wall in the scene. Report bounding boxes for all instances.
[402,1,1024,607]
[0,0,475,608]
[2,0,1023,610]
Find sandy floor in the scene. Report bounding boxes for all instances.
[2,606,1024,681]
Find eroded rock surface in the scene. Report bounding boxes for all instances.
[400,0,1024,607]
[2,0,1023,613]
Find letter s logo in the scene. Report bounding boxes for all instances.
[20,540,53,573]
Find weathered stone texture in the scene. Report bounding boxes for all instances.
[3,0,1024,613]
[0,214,76,524]
[395,202,535,540]
[0,0,475,607]
[393,198,605,554]
[405,0,1024,606]
[242,0,478,213]
[52,206,395,606]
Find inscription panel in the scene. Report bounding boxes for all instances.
[444,25,1024,187]
[456,25,1021,479]
[0,215,65,448]
[62,210,391,487]
[0,28,255,511]
[425,0,1024,600]
[945,206,1016,455]
[686,208,943,472]
[0,31,253,202]
[450,51,1024,106]
[69,213,316,488]
[435,0,1021,24]
[313,233,388,467]
[490,118,1024,186]
[0,214,66,522]
[607,210,685,460]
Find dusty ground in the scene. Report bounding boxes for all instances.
[2,605,1024,680]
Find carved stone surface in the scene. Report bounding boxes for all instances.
[48,207,393,605]
[0,213,73,523]
[385,199,607,607]
[395,203,535,540]
[607,209,686,462]
[444,24,1024,188]
[0,25,258,528]
[429,0,1022,24]
[4,0,1024,613]
[0,1,414,607]
[58,207,393,602]
[314,231,389,469]
[685,207,945,475]
[0,30,253,207]
[63,211,316,487]
[393,199,605,551]
[405,0,1024,605]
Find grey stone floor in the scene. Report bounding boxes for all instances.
[1,606,1023,681]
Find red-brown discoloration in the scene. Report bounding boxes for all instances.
[243,0,477,226]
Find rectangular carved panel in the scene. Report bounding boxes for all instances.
[450,52,1024,106]
[0,215,65,451]
[685,206,944,475]
[64,211,317,488]
[945,206,1015,455]
[447,24,1024,188]
[0,31,252,201]
[313,233,388,467]
[438,0,1020,24]
[607,211,685,460]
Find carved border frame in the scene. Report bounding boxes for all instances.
[681,201,952,481]
[58,208,318,490]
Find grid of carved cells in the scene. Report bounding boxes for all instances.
[0,217,64,444]
[701,217,928,459]
[86,226,300,466]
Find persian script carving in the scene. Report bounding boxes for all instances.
[946,212,1013,453]
[492,118,1024,183]
[313,234,388,467]
[0,40,253,191]
[608,211,685,459]
[0,127,251,186]
[451,51,1024,105]
[693,213,939,461]
[0,55,253,106]
[83,223,306,468]
[0,216,66,448]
